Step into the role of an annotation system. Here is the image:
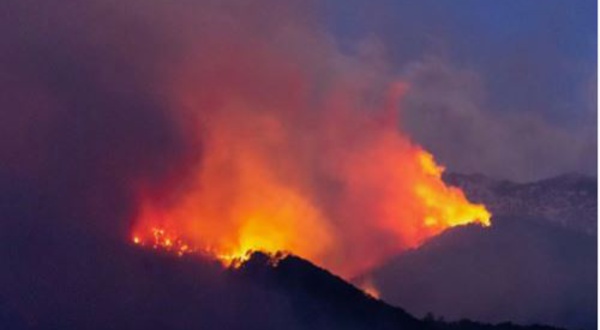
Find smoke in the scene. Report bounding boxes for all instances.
[120,2,491,277]
[0,0,489,283]
[399,57,597,182]
[0,2,323,328]
[319,0,596,182]
[0,1,590,328]
[0,0,207,241]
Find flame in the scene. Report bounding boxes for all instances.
[130,79,491,277]
[131,224,290,269]
[131,226,194,257]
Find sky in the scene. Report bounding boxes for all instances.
[320,0,597,181]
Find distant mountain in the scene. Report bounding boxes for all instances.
[443,173,597,235]
[368,173,597,330]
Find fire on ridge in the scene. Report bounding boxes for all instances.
[130,148,490,276]
[131,226,260,268]
[129,81,491,278]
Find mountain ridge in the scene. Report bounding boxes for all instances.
[233,251,565,330]
[443,172,597,235]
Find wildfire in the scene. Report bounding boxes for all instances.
[131,227,194,257]
[131,225,291,269]
[131,144,490,276]
[130,76,491,277]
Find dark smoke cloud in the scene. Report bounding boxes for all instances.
[0,1,320,328]
[0,0,203,239]
[0,1,401,328]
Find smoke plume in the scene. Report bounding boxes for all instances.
[0,0,488,281]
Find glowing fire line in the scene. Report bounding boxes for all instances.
[131,226,277,268]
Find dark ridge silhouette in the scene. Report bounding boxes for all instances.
[0,235,568,330]
[235,251,422,330]
[231,251,565,330]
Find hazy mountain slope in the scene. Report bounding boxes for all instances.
[443,173,597,235]
[370,217,596,330]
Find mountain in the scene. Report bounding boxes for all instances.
[0,232,565,330]
[367,174,597,330]
[443,173,597,235]
[0,172,592,330]
[235,251,565,330]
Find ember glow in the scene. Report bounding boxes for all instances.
[132,227,193,257]
[358,277,381,299]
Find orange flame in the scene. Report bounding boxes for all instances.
[131,226,193,257]
[130,79,491,277]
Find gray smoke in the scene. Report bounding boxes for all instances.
[399,57,596,182]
